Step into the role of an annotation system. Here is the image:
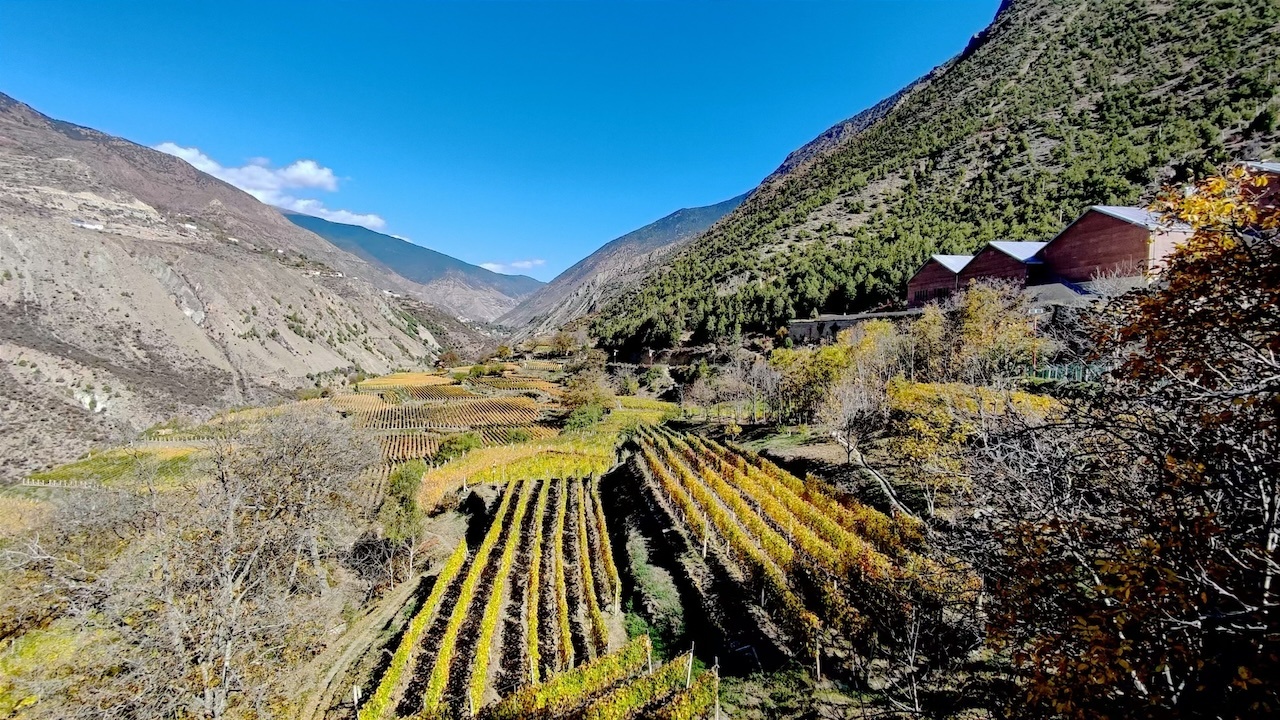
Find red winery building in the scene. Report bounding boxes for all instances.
[906,254,971,306]
[1041,206,1193,283]
[906,205,1193,307]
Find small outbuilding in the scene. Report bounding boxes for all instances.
[906,254,972,307]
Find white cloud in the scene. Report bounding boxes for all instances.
[480,258,545,274]
[154,142,384,230]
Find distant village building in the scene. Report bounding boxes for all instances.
[791,163,1275,343]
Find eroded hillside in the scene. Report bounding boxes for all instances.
[0,94,483,479]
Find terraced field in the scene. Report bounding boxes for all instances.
[357,476,714,720]
[472,377,562,394]
[24,445,199,488]
[353,397,542,431]
[633,425,976,654]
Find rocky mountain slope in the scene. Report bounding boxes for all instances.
[0,93,483,480]
[497,194,745,337]
[284,212,542,322]
[593,0,1280,350]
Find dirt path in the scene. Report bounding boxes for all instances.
[293,573,425,720]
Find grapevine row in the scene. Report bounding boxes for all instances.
[407,385,478,401]
[486,635,651,720]
[422,479,522,713]
[526,477,552,684]
[469,476,537,712]
[358,539,469,720]
[648,669,717,720]
[579,652,691,720]
[575,477,609,657]
[724,440,926,553]
[709,437,967,598]
[589,475,621,611]
[354,397,540,430]
[660,430,797,570]
[635,431,818,640]
[473,377,561,393]
[552,478,574,670]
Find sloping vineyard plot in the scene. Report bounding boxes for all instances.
[359,372,457,390]
[380,433,446,462]
[632,425,975,659]
[361,476,627,719]
[486,635,716,720]
[478,424,559,445]
[403,385,480,401]
[473,376,562,394]
[331,393,391,413]
[378,426,559,464]
[354,397,541,431]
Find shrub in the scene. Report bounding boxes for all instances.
[503,427,532,443]
[566,403,606,431]
[435,432,482,462]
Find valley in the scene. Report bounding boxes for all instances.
[1,0,1278,717]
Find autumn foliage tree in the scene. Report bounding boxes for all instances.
[977,166,1280,719]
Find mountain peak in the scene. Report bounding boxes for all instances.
[498,193,746,335]
[284,211,542,322]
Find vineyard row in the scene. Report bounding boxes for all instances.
[362,475,623,719]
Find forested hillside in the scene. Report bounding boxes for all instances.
[593,0,1280,350]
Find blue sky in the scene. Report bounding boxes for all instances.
[2,1,1000,281]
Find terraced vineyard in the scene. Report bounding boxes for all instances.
[358,474,668,720]
[632,425,976,654]
[472,377,562,394]
[380,433,448,463]
[359,372,458,390]
[397,385,480,402]
[354,397,542,431]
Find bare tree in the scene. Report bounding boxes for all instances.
[821,375,916,520]
[686,377,715,421]
[3,407,378,719]
[749,357,781,425]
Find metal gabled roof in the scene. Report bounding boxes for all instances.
[907,253,973,285]
[1090,205,1191,232]
[987,241,1048,263]
[1246,161,1280,174]
[931,254,973,273]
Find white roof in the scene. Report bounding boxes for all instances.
[1246,161,1280,174]
[931,254,973,273]
[1091,205,1191,232]
[987,241,1048,262]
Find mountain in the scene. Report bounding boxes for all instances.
[284,212,542,322]
[0,92,485,480]
[497,194,745,336]
[592,0,1280,351]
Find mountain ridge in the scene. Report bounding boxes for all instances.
[497,193,746,336]
[283,212,542,322]
[0,92,485,479]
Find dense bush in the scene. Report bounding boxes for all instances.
[565,403,606,430]
[435,431,483,462]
